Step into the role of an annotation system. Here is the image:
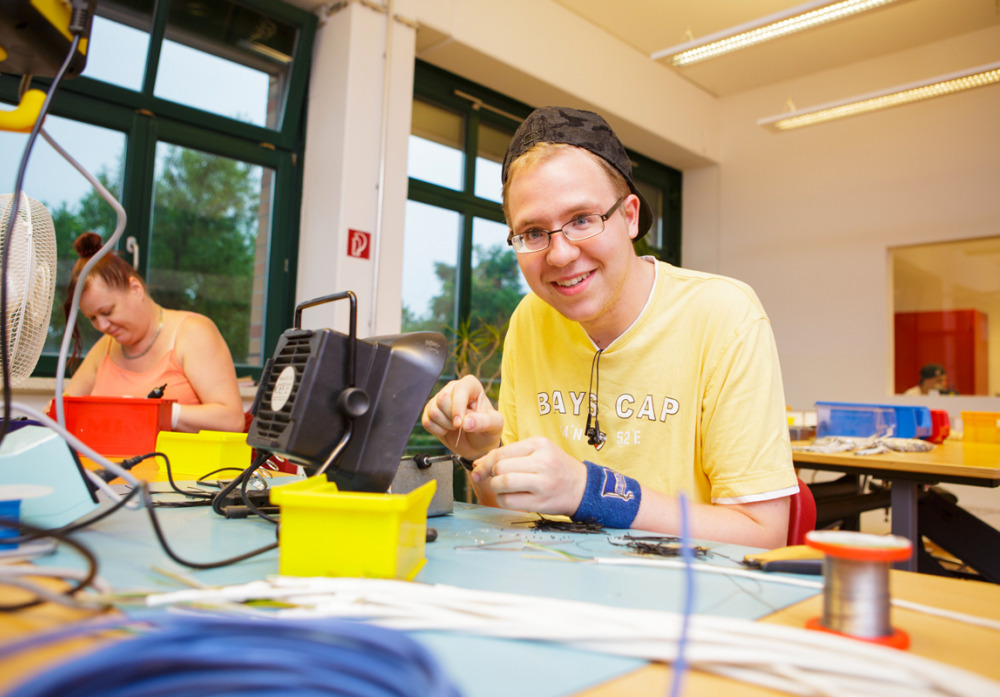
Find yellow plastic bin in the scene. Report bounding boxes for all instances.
[270,477,436,580]
[960,411,1000,443]
[154,430,252,481]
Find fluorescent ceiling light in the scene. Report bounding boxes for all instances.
[651,0,907,66]
[758,61,1000,131]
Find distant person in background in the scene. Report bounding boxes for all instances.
[61,232,245,433]
[904,363,949,396]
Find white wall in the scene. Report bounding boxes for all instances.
[296,0,1000,424]
[701,26,1000,418]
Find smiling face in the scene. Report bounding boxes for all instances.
[78,275,146,346]
[506,146,651,347]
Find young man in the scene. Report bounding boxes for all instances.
[422,107,797,547]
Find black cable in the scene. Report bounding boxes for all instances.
[0,518,102,612]
[149,498,214,508]
[584,348,606,447]
[238,456,278,524]
[0,33,83,450]
[195,466,246,483]
[152,451,214,499]
[210,450,272,518]
[139,482,278,570]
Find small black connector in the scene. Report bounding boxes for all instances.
[95,454,147,482]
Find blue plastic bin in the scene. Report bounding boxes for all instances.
[815,402,932,439]
[884,405,932,439]
[816,403,896,438]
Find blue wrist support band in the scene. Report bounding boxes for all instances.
[571,460,642,529]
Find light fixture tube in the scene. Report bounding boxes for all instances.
[758,61,1000,131]
[651,0,906,66]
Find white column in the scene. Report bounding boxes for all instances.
[297,1,415,337]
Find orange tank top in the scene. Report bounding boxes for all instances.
[91,315,201,405]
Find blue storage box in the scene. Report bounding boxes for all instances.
[885,405,932,439]
[815,402,932,439]
[816,403,896,438]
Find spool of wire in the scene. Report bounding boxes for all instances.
[805,529,912,649]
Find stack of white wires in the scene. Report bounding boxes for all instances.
[145,577,1000,697]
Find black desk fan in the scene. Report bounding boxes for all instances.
[247,291,447,493]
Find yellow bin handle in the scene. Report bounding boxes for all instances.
[0,89,47,133]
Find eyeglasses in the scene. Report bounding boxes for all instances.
[507,197,624,254]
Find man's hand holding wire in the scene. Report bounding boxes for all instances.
[421,375,503,461]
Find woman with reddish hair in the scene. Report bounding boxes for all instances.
[61,232,244,433]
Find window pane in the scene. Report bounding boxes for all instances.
[88,8,153,91]
[892,238,1000,397]
[401,201,460,332]
[147,143,269,366]
[154,1,296,128]
[409,100,464,190]
[474,122,511,203]
[634,178,664,248]
[0,115,126,355]
[471,216,527,328]
[461,217,525,390]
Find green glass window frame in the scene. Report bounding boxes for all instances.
[0,0,315,381]
[409,60,682,337]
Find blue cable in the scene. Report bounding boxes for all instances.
[2,615,462,697]
[669,493,695,697]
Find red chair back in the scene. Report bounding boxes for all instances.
[787,477,817,546]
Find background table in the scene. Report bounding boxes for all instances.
[793,440,1000,579]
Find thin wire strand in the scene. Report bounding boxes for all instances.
[1,35,82,449]
[41,127,128,422]
[669,493,695,697]
[0,518,102,612]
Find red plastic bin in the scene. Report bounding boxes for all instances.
[926,409,950,444]
[49,396,175,458]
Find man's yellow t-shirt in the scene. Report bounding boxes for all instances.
[499,260,797,505]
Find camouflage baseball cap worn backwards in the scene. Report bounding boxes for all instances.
[501,106,654,239]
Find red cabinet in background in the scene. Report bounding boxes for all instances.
[894,309,988,395]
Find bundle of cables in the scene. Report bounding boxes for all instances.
[140,577,1000,697]
[0,615,462,697]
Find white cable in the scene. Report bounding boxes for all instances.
[10,402,140,494]
[39,128,127,425]
[595,554,1000,632]
[0,565,113,594]
[594,555,825,590]
[0,575,104,609]
[144,577,999,697]
[892,597,1000,632]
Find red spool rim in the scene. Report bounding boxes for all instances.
[805,530,912,562]
[806,617,910,649]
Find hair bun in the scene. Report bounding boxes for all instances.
[73,232,104,259]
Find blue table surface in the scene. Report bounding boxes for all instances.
[35,488,820,697]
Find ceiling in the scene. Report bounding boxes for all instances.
[287,0,999,99]
[551,0,1000,97]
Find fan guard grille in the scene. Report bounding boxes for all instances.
[0,193,57,385]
